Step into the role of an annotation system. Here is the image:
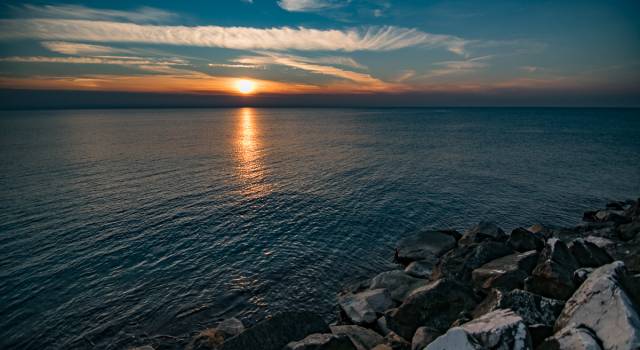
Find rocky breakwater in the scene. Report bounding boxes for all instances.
[135,199,640,350]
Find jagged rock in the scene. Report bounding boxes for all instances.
[425,328,482,350]
[385,279,477,340]
[404,260,433,279]
[471,250,538,291]
[382,331,410,350]
[508,228,545,252]
[624,199,640,218]
[411,327,441,350]
[537,326,602,350]
[284,333,356,350]
[554,261,640,350]
[568,238,613,268]
[524,238,578,300]
[432,241,513,281]
[371,345,393,350]
[216,318,245,338]
[583,235,615,249]
[459,309,532,349]
[395,230,457,264]
[369,271,428,303]
[527,324,553,348]
[188,328,225,350]
[618,221,640,241]
[376,313,392,336]
[338,289,394,325]
[330,325,384,350]
[221,311,328,350]
[130,346,155,350]
[572,267,594,285]
[473,289,564,327]
[459,221,507,246]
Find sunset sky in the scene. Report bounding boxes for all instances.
[0,0,639,107]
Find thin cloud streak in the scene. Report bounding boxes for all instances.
[0,56,186,66]
[10,4,177,23]
[0,19,467,53]
[278,0,344,12]
[41,41,131,55]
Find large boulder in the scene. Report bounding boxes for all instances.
[618,221,640,241]
[221,311,328,350]
[554,261,640,350]
[473,289,564,327]
[524,238,579,300]
[471,251,538,291]
[459,309,532,350]
[411,327,441,350]
[284,333,356,350]
[216,318,245,338]
[404,261,433,279]
[385,279,477,340]
[568,238,612,268]
[459,221,507,246]
[330,325,384,350]
[537,326,602,350]
[425,328,482,350]
[369,271,428,303]
[338,289,394,325]
[508,228,545,252]
[395,230,457,264]
[432,241,513,281]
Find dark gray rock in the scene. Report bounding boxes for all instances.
[459,221,507,246]
[432,241,513,281]
[381,331,410,350]
[473,289,564,327]
[527,324,553,349]
[411,327,441,350]
[222,311,328,350]
[537,326,602,350]
[508,228,545,252]
[524,238,579,300]
[395,230,457,264]
[369,271,427,303]
[217,318,245,338]
[338,289,393,325]
[568,238,613,268]
[618,221,640,241]
[572,267,594,286]
[583,235,615,249]
[385,279,477,340]
[624,199,640,219]
[471,250,538,291]
[554,261,640,350]
[404,260,433,279]
[284,333,356,350]
[330,325,384,350]
[425,328,482,350]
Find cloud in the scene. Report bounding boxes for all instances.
[277,0,344,12]
[420,55,491,78]
[9,4,177,23]
[0,19,467,53]
[41,41,131,55]
[0,55,186,67]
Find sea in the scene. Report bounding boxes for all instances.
[1,107,639,349]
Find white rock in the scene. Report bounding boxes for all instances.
[461,309,532,350]
[426,328,482,350]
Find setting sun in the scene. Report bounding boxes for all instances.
[235,79,256,94]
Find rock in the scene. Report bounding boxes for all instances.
[624,199,640,218]
[590,210,631,225]
[471,250,538,291]
[385,279,477,340]
[216,318,245,338]
[555,261,640,350]
[221,311,328,350]
[618,221,640,241]
[508,228,545,252]
[603,238,640,273]
[188,328,225,350]
[404,260,433,279]
[330,325,384,350]
[459,221,507,246]
[606,200,626,210]
[338,289,393,325]
[411,327,441,350]
[473,289,564,327]
[425,328,482,350]
[537,326,602,350]
[130,346,155,350]
[382,332,410,350]
[459,309,532,350]
[432,241,513,281]
[583,210,598,222]
[369,271,428,303]
[395,230,457,264]
[376,313,392,336]
[583,235,615,249]
[284,333,356,350]
[572,267,594,285]
[568,238,613,268]
[524,238,579,300]
[527,324,553,348]
[371,345,393,350]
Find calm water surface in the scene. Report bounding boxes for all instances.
[1,108,639,349]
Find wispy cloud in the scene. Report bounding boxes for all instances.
[277,0,345,12]
[0,19,467,53]
[0,55,186,68]
[41,41,131,55]
[420,55,491,79]
[9,4,177,23]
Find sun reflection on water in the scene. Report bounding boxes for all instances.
[235,108,271,197]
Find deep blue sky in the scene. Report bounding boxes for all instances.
[0,0,638,106]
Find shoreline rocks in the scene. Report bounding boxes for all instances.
[141,198,640,350]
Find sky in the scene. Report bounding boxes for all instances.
[0,0,639,107]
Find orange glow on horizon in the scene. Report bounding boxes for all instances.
[235,79,256,94]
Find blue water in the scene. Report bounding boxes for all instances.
[1,108,639,349]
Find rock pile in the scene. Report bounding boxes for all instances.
[136,198,640,350]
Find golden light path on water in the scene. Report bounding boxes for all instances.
[235,108,272,200]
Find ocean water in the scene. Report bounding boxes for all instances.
[1,107,639,349]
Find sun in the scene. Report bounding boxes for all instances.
[235,79,256,94]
